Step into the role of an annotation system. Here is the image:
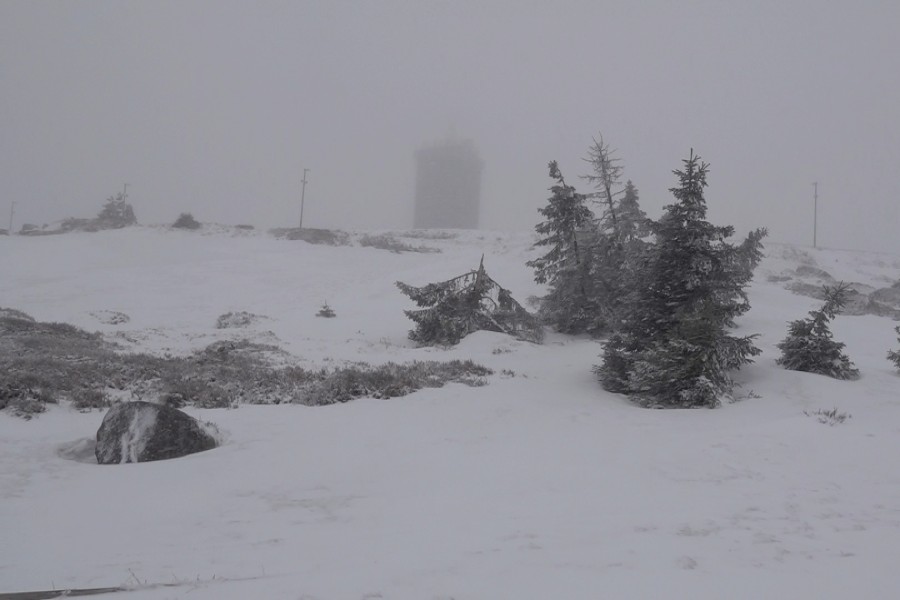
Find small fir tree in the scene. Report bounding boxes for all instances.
[398,257,543,346]
[527,161,598,334]
[617,180,650,243]
[596,151,765,407]
[888,326,900,371]
[96,192,137,228]
[316,303,336,318]
[776,283,860,379]
[528,161,594,285]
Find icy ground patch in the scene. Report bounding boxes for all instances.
[1,228,899,599]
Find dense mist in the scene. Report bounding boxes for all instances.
[2,1,898,252]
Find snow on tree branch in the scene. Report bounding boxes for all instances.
[397,257,543,346]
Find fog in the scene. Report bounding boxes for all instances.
[2,1,898,253]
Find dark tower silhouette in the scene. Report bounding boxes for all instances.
[414,138,483,229]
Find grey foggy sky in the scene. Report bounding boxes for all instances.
[2,1,899,253]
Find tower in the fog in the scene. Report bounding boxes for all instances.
[414,138,483,229]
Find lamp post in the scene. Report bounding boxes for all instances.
[299,168,309,228]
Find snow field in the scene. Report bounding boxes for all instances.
[1,228,899,599]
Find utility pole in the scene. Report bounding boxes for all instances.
[123,183,129,200]
[299,168,310,229]
[7,201,15,234]
[812,181,818,249]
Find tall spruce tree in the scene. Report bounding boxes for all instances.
[596,151,765,407]
[527,161,598,334]
[777,283,860,379]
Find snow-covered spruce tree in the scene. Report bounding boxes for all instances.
[96,192,137,228]
[316,303,336,318]
[588,181,653,334]
[617,180,651,242]
[397,257,543,346]
[888,326,900,371]
[579,137,653,335]
[776,283,860,380]
[581,139,651,245]
[526,161,599,335]
[596,151,766,407]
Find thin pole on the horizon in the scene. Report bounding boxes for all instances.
[300,169,310,228]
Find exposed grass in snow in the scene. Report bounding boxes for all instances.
[0,311,492,415]
[358,233,441,254]
[268,227,350,245]
[804,407,852,425]
[214,311,267,329]
[301,359,491,405]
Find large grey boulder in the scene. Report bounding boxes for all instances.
[95,401,217,464]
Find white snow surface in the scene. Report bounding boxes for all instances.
[120,407,157,465]
[1,227,900,599]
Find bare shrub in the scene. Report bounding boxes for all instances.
[60,217,96,232]
[270,227,350,246]
[192,383,238,409]
[1,311,493,417]
[71,388,111,411]
[795,265,835,281]
[6,395,48,419]
[299,360,492,406]
[215,311,264,329]
[393,230,458,240]
[359,233,441,254]
[172,213,202,230]
[90,310,130,325]
[0,307,34,322]
[0,378,54,416]
[156,340,301,406]
[804,408,851,426]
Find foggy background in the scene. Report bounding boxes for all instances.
[2,0,898,253]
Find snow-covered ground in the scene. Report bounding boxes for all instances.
[1,227,899,599]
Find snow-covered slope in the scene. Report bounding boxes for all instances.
[1,228,899,599]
